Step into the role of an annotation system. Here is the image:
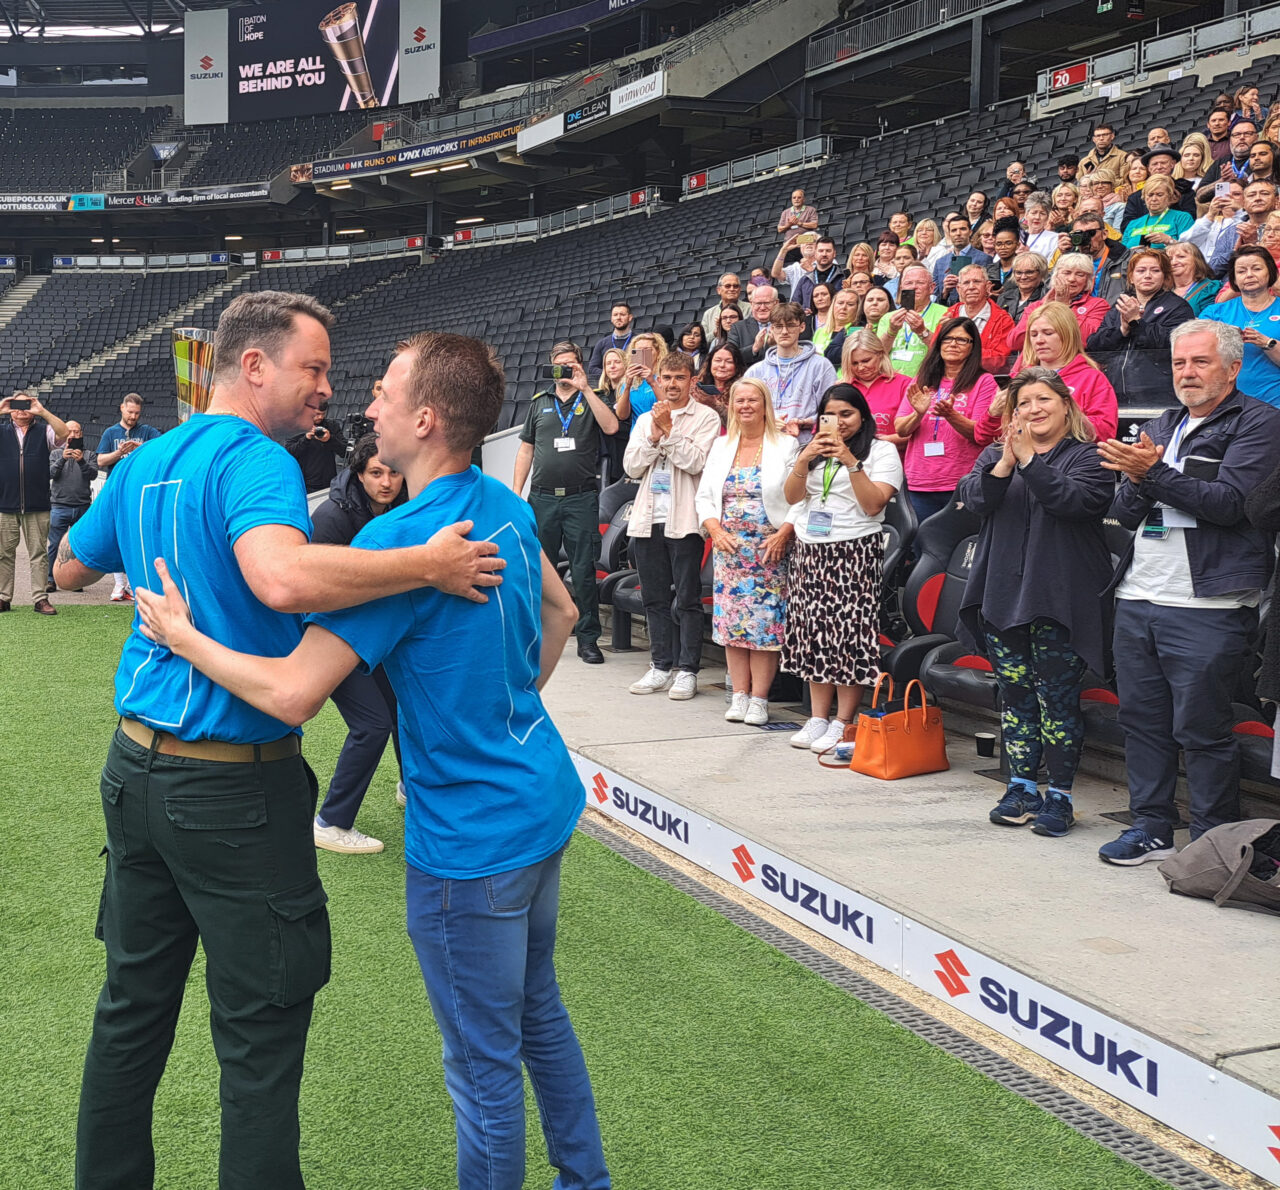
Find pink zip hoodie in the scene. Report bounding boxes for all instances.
[974,354,1118,446]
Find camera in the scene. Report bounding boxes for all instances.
[344,412,373,442]
[1069,231,1091,249]
[9,397,31,411]
[540,364,576,381]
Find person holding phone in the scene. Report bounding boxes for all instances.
[284,394,348,494]
[875,264,949,378]
[97,393,160,604]
[616,332,668,420]
[781,384,903,755]
[931,213,992,305]
[47,419,98,593]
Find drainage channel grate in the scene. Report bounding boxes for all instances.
[578,815,1234,1190]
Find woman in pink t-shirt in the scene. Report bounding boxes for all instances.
[894,316,998,525]
[839,328,911,446]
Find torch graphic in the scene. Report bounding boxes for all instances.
[172,327,216,422]
[319,3,380,110]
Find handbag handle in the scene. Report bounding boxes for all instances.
[870,672,895,712]
[901,679,930,733]
[1213,841,1259,908]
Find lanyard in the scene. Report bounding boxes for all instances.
[612,329,634,351]
[820,457,838,504]
[773,356,801,405]
[1228,157,1249,181]
[553,394,581,436]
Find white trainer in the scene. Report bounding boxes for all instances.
[810,718,848,754]
[725,691,750,721]
[629,666,674,695]
[395,780,406,808]
[744,697,770,726]
[790,717,829,749]
[668,671,698,700]
[314,819,384,854]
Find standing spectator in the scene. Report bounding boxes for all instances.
[1120,175,1193,247]
[1146,127,1171,148]
[877,265,949,379]
[782,384,904,754]
[0,391,69,614]
[845,271,873,301]
[1205,106,1234,164]
[1182,178,1245,263]
[801,236,846,307]
[1063,212,1128,302]
[1174,132,1212,189]
[1119,156,1148,204]
[514,340,619,665]
[814,286,860,362]
[932,213,992,305]
[596,347,631,482]
[624,352,722,699]
[47,418,97,591]
[587,301,639,378]
[1233,83,1269,127]
[1245,459,1280,780]
[728,284,779,368]
[1049,183,1080,230]
[997,251,1049,324]
[1098,320,1280,863]
[1008,253,1110,351]
[1086,249,1194,405]
[1202,246,1280,408]
[995,160,1030,199]
[310,434,407,854]
[1208,178,1278,275]
[955,368,1113,836]
[1249,138,1279,185]
[696,342,746,426]
[285,396,348,494]
[914,219,944,270]
[856,284,894,329]
[745,302,838,433]
[1021,192,1060,259]
[708,303,743,356]
[894,317,998,523]
[772,233,818,302]
[987,217,1022,291]
[1218,119,1258,183]
[696,377,796,725]
[777,187,818,238]
[839,328,912,444]
[872,231,901,285]
[1057,155,1081,184]
[963,190,989,229]
[883,244,919,300]
[806,282,835,335]
[700,275,749,338]
[942,263,1015,371]
[1081,122,1127,178]
[678,322,709,372]
[845,241,877,279]
[97,392,159,603]
[1168,242,1222,314]
[617,331,669,419]
[888,210,914,244]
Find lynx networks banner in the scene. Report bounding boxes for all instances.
[185,0,440,125]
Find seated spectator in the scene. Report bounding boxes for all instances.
[883,243,919,299]
[980,301,1118,445]
[624,351,723,700]
[1056,155,1080,185]
[1250,138,1279,185]
[893,316,998,523]
[1122,146,1197,227]
[729,284,779,368]
[1010,253,1110,350]
[1175,133,1212,189]
[1076,194,1122,242]
[888,210,914,244]
[1219,119,1257,183]
[1064,212,1128,302]
[942,263,1015,372]
[806,282,835,336]
[1146,127,1172,149]
[697,342,746,427]
[955,367,1113,837]
[1049,183,1079,230]
[839,329,912,444]
[1183,178,1244,262]
[700,274,749,338]
[708,303,743,353]
[1261,211,1280,271]
[809,235,845,296]
[872,231,900,285]
[617,331,668,420]
[876,264,949,378]
[745,302,838,434]
[597,347,632,481]
[782,384,903,755]
[987,217,1021,291]
[914,219,944,269]
[696,377,797,726]
[587,301,639,379]
[1205,105,1234,164]
[1121,175,1192,248]
[1202,246,1280,407]
[1209,177,1277,275]
[963,190,989,229]
[1021,192,1059,259]
[1081,121,1127,178]
[1167,241,1222,314]
[1086,248,1194,406]
[777,187,819,238]
[748,267,770,288]
[780,235,844,311]
[997,250,1049,324]
[845,241,876,278]
[856,284,895,330]
[814,287,860,363]
[996,160,1030,199]
[932,213,992,304]
[1233,83,1269,128]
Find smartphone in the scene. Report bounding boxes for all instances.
[1215,181,1231,199]
[898,288,916,310]
[637,345,654,369]
[9,397,31,410]
[697,382,720,396]
[540,364,574,381]
[950,255,972,272]
[818,413,839,439]
[1138,235,1153,247]
[67,435,84,451]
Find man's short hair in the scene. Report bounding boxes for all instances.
[1170,318,1244,367]
[769,301,806,327]
[900,264,933,288]
[395,332,505,451]
[816,236,836,249]
[1093,122,1115,135]
[1058,153,1080,167]
[213,290,334,382]
[549,340,583,364]
[611,301,632,313]
[1072,212,1105,232]
[957,263,989,281]
[657,350,697,377]
[121,392,144,408]
[349,433,384,475]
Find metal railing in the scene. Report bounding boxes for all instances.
[1036,0,1280,101]
[682,136,833,197]
[807,0,1005,73]
[448,186,659,249]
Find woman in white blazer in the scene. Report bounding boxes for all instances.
[696,377,798,725]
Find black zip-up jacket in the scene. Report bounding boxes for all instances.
[0,421,54,514]
[1108,388,1280,597]
[311,466,406,546]
[1086,291,1195,408]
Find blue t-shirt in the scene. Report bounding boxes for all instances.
[1202,297,1280,408]
[97,422,161,459]
[69,415,311,743]
[308,466,582,880]
[628,380,657,423]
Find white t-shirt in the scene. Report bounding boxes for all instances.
[783,260,816,299]
[1117,415,1260,609]
[788,437,904,544]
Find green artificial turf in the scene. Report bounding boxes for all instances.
[1,606,1169,1189]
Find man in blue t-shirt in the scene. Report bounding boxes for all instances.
[135,330,610,1190]
[95,393,161,602]
[55,295,505,1190]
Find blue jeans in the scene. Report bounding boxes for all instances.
[406,848,609,1190]
[48,502,89,577]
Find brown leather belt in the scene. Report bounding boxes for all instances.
[119,717,300,763]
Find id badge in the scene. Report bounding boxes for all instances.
[651,469,673,494]
[1141,507,1170,540]
[891,348,914,362]
[807,509,834,537]
[923,441,946,457]
[1161,507,1196,530]
[554,436,575,452]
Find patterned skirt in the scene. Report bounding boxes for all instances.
[782,533,883,687]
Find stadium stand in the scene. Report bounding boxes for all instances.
[179,110,372,186]
[0,106,169,191]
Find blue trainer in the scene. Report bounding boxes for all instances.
[1031,790,1074,837]
[989,785,1044,825]
[1098,827,1175,866]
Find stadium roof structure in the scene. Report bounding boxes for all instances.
[0,0,240,39]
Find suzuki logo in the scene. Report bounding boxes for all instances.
[412,25,427,42]
[199,54,213,70]
[1268,1124,1280,1164]
[934,949,971,997]
[590,772,608,805]
[731,844,756,883]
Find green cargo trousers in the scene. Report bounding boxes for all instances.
[529,488,602,645]
[76,728,331,1190]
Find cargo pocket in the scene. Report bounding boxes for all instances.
[266,881,332,1008]
[165,790,274,890]
[100,769,125,859]
[94,846,109,942]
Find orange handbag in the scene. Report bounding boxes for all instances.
[848,675,950,780]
